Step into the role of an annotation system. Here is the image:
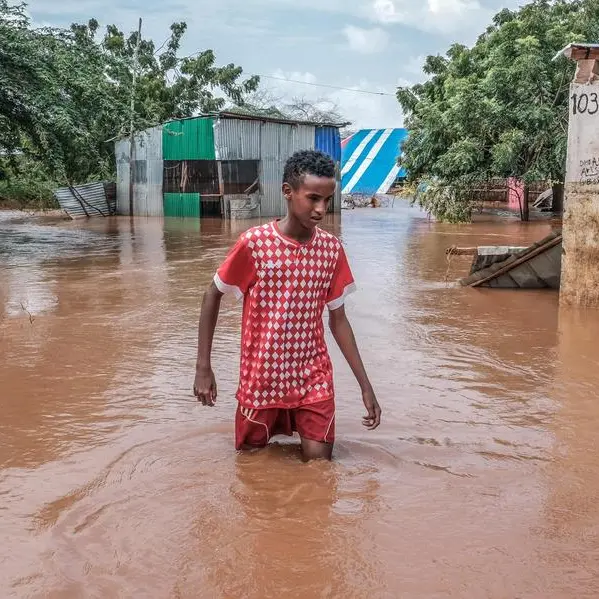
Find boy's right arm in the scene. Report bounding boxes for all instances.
[194,281,224,407]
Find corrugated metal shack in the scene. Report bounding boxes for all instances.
[115,112,344,219]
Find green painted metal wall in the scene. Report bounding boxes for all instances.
[163,193,201,218]
[162,118,216,160]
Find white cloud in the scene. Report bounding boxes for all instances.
[262,70,404,130]
[372,0,399,23]
[428,0,479,14]
[372,0,491,35]
[343,25,389,54]
[25,0,431,128]
[329,86,403,130]
[404,54,429,83]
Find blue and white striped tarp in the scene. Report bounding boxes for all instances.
[341,128,408,195]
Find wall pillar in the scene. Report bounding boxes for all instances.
[559,45,599,306]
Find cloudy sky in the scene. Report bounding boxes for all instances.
[28,0,523,129]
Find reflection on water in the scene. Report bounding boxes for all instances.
[1,206,598,598]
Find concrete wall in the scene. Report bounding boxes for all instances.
[560,81,599,306]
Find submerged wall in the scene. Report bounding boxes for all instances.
[561,79,599,307]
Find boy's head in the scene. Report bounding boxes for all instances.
[282,150,336,229]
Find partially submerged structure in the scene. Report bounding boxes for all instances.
[453,42,599,294]
[340,129,408,196]
[54,182,116,219]
[554,43,599,306]
[115,112,344,219]
[458,231,563,289]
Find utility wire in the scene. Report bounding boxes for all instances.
[258,75,396,97]
[179,50,396,96]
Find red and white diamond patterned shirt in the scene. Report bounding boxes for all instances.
[214,221,356,410]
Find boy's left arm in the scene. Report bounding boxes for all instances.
[329,306,381,430]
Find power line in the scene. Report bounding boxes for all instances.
[257,75,396,97]
[179,51,397,96]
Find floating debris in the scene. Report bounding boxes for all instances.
[54,182,116,219]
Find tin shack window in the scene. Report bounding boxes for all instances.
[163,160,219,194]
[221,160,260,194]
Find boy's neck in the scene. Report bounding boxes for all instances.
[277,215,314,243]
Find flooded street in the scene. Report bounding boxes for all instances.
[2,205,599,598]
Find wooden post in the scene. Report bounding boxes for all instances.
[128,18,142,217]
[552,183,564,214]
[522,184,530,222]
[216,161,225,219]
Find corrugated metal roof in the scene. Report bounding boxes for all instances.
[314,127,342,212]
[259,122,315,217]
[162,117,216,160]
[341,129,408,195]
[163,193,201,218]
[112,112,345,147]
[315,127,341,163]
[214,119,317,217]
[115,138,130,216]
[217,110,347,128]
[54,182,113,219]
[137,126,163,161]
[554,42,599,61]
[115,127,164,216]
[214,117,261,160]
[135,126,163,217]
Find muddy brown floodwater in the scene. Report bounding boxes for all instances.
[1,205,599,598]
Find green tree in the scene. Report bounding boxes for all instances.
[99,20,259,130]
[1,2,124,185]
[397,0,599,222]
[0,2,259,204]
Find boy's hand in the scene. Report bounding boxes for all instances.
[194,367,217,407]
[362,387,381,430]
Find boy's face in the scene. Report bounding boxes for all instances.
[283,175,336,229]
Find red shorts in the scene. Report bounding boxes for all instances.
[235,399,335,450]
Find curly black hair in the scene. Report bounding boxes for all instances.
[283,150,336,189]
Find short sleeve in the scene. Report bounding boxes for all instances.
[326,245,356,310]
[214,237,257,300]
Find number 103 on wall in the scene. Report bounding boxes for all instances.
[571,91,599,115]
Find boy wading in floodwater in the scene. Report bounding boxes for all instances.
[194,150,381,461]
